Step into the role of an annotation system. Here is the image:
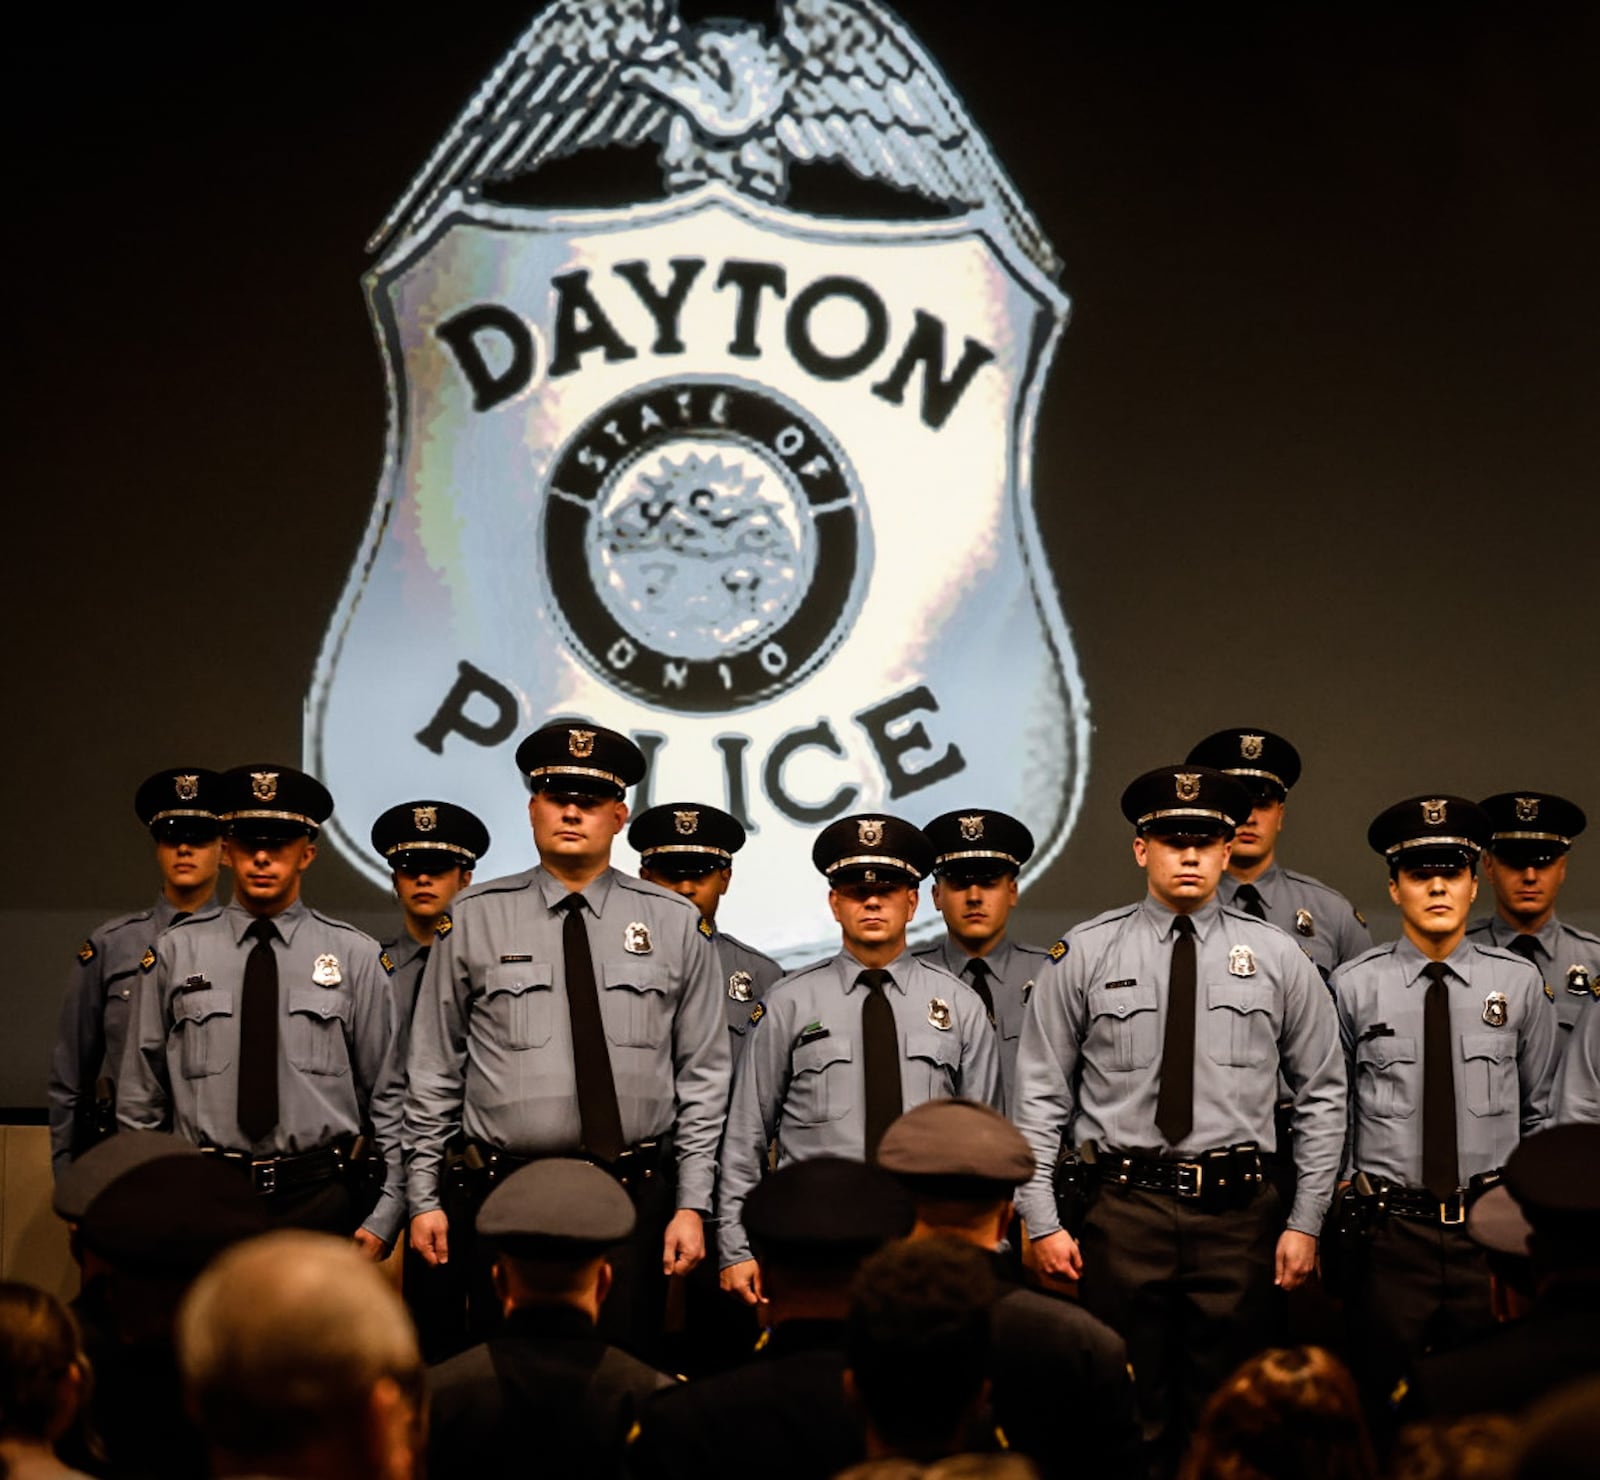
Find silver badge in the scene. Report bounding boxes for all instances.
[858,818,885,848]
[568,728,596,758]
[1240,734,1264,761]
[1567,964,1593,996]
[928,997,953,1031]
[1421,798,1448,826]
[624,921,653,954]
[174,773,200,801]
[727,970,754,1002]
[959,814,985,841]
[1175,773,1202,802]
[674,809,699,836]
[251,771,279,802]
[1516,796,1541,823]
[1483,991,1508,1028]
[312,953,342,987]
[1295,908,1315,938]
[413,804,438,832]
[1228,944,1257,978]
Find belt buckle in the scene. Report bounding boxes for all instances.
[1175,1161,1204,1198]
[1439,1193,1465,1226]
[253,1159,278,1196]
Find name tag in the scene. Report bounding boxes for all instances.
[499,954,533,963]
[1104,979,1137,991]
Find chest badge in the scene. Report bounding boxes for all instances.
[624,922,653,955]
[1483,992,1508,1027]
[1566,964,1594,997]
[312,954,343,987]
[928,997,953,1031]
[1295,909,1315,938]
[1228,944,1257,978]
[728,969,753,1002]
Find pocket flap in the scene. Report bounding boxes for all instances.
[1088,981,1158,1020]
[288,986,350,1024]
[1462,1032,1513,1064]
[603,962,668,996]
[1357,1035,1417,1070]
[1207,980,1275,1015]
[903,1026,960,1067]
[173,988,232,1025]
[485,961,554,997]
[793,1036,853,1075]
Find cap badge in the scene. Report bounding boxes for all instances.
[1482,991,1508,1028]
[1240,734,1264,761]
[1567,964,1593,997]
[1515,796,1541,823]
[312,953,343,987]
[175,773,200,801]
[858,818,885,847]
[568,728,596,758]
[413,805,438,831]
[251,771,279,802]
[928,997,953,1031]
[624,921,653,954]
[727,970,754,1002]
[1295,909,1315,938]
[959,814,985,841]
[1228,944,1257,978]
[674,809,699,836]
[1421,798,1448,826]
[1175,773,1202,803]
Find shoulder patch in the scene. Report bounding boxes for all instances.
[749,1002,765,1028]
[1048,938,1069,961]
[77,939,96,965]
[1545,981,1556,1001]
[434,914,453,938]
[1354,907,1367,928]
[380,951,396,975]
[698,916,714,939]
[140,947,157,972]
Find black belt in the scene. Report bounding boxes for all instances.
[1353,1170,1502,1228]
[1096,1143,1265,1210]
[203,1138,359,1196]
[464,1137,673,1193]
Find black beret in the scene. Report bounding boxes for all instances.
[1185,728,1302,800]
[514,722,645,799]
[217,764,333,837]
[923,811,1035,880]
[370,799,490,872]
[812,814,934,887]
[743,1158,914,1256]
[78,1156,269,1274]
[876,1100,1036,1199]
[476,1159,636,1252]
[53,1130,202,1222]
[134,768,223,840]
[1481,792,1587,867]
[1505,1124,1600,1224]
[1120,766,1252,836]
[629,802,746,878]
[1367,795,1490,870]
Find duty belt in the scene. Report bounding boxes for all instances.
[202,1137,361,1197]
[464,1137,673,1192]
[1350,1169,1502,1228]
[1097,1143,1265,1210]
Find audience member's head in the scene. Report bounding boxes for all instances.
[0,1282,89,1455]
[1504,1124,1600,1292]
[1465,1185,1535,1321]
[846,1236,998,1464]
[177,1231,423,1480]
[1390,1415,1519,1480]
[876,1100,1035,1250]
[1511,1377,1600,1480]
[475,1158,635,1322]
[836,1457,1039,1480]
[1179,1345,1376,1480]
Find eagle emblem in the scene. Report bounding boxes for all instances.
[959,815,985,842]
[413,805,438,832]
[568,728,596,759]
[1515,797,1541,823]
[858,818,885,848]
[175,774,200,801]
[675,810,699,836]
[251,771,278,802]
[1240,734,1264,761]
[1175,773,1202,803]
[1421,799,1448,826]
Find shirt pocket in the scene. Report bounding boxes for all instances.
[789,1036,854,1124]
[1461,1032,1517,1118]
[286,987,352,1077]
[603,963,671,1048]
[1356,1035,1418,1117]
[1086,982,1160,1071]
[481,961,555,1050]
[903,1024,961,1101]
[1205,980,1276,1068]
[172,988,234,1080]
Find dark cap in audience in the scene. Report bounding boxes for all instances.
[744,1157,913,1262]
[53,1130,202,1223]
[876,1099,1036,1201]
[476,1158,636,1256]
[78,1156,269,1274]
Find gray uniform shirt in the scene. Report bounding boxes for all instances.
[1553,1003,1600,1123]
[380,930,433,1027]
[118,900,407,1244]
[707,925,785,1065]
[1013,895,1346,1239]
[49,892,212,1172]
[718,947,1001,1267]
[1221,864,1372,980]
[1465,915,1600,1032]
[403,866,729,1215]
[913,935,1052,1112]
[1331,936,1559,1187]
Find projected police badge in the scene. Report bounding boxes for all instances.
[306,0,1089,959]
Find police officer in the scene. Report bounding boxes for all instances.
[118,764,406,1257]
[1467,792,1600,1035]
[50,768,225,1174]
[1185,728,1372,980]
[628,801,783,1066]
[1013,765,1345,1476]
[369,800,491,1020]
[403,721,729,1353]
[717,813,999,1304]
[1331,795,1559,1412]
[914,810,1050,1111]
[1554,1003,1600,1122]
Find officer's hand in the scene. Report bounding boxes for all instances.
[662,1208,705,1276]
[411,1209,450,1266]
[720,1258,764,1306]
[1275,1229,1317,1290]
[352,1228,388,1261]
[1026,1229,1083,1283]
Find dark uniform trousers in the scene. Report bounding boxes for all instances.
[1078,1181,1281,1477]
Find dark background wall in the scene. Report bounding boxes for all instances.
[7,2,1597,1104]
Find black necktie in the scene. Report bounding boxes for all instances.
[416,945,431,967]
[558,895,625,1163]
[1234,883,1267,920]
[964,957,996,1026]
[1508,935,1540,965]
[237,918,280,1142]
[1422,961,1460,1199]
[1155,915,1197,1145]
[859,969,902,1162]
[170,911,191,927]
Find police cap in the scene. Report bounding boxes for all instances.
[1120,765,1251,838]
[53,1130,202,1223]
[1504,1124,1600,1228]
[1466,1185,1532,1258]
[628,802,745,879]
[515,722,644,800]
[217,764,333,840]
[876,1099,1036,1201]
[370,799,490,874]
[923,811,1035,884]
[476,1158,636,1255]
[1185,728,1302,803]
[743,1157,913,1261]
[812,814,934,888]
[78,1156,269,1274]
[1481,792,1587,869]
[1367,795,1490,872]
[134,767,223,843]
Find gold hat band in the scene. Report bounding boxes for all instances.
[148,808,219,824]
[640,844,733,861]
[1490,830,1573,846]
[222,810,321,828]
[1137,807,1233,826]
[526,765,625,788]
[385,840,478,860]
[826,852,922,877]
[1221,766,1287,788]
[1384,836,1482,857]
[935,848,1022,867]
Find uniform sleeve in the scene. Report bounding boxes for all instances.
[403,922,473,1215]
[1516,961,1561,1136]
[1553,1006,1600,1124]
[716,995,789,1267]
[48,947,106,1172]
[668,918,731,1213]
[1010,951,1085,1238]
[348,947,407,1247]
[1276,945,1347,1234]
[116,946,173,1134]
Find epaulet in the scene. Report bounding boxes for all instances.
[140,947,157,972]
[911,941,940,957]
[697,916,715,941]
[1560,921,1600,948]
[307,908,368,937]
[617,873,698,913]
[1464,917,1494,936]
[1219,905,1290,932]
[434,913,454,939]
[1013,941,1054,959]
[76,939,96,966]
[1280,866,1340,897]
[1340,941,1397,971]
[379,951,396,975]
[775,958,832,986]
[453,870,537,904]
[1073,904,1141,935]
[97,906,159,939]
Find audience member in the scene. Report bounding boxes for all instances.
[1389,1416,1519,1480]
[0,1284,94,1480]
[1509,1377,1600,1480]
